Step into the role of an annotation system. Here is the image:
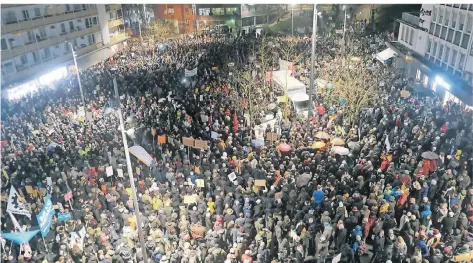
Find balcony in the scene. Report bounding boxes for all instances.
[1,8,98,34]
[1,24,101,61]
[401,12,421,27]
[108,18,124,28]
[110,32,127,44]
[2,42,103,86]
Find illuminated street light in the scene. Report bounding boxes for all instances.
[435,76,451,90]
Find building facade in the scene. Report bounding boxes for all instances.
[240,4,283,31]
[1,4,127,87]
[154,4,241,35]
[122,4,155,36]
[388,4,473,106]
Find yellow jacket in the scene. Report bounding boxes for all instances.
[207,201,215,214]
[152,197,163,211]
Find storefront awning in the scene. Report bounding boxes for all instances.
[376,48,397,64]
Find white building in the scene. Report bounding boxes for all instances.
[1,4,128,89]
[386,4,473,107]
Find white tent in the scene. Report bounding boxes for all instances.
[272,70,307,97]
[375,48,397,64]
[128,146,153,166]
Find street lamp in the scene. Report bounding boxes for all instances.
[307,4,319,125]
[68,41,86,111]
[291,4,295,36]
[342,5,347,48]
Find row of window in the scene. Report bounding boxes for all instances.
[198,8,240,16]
[2,5,97,24]
[400,24,414,46]
[427,38,468,71]
[431,7,473,34]
[1,15,99,51]
[1,34,97,76]
[108,9,123,21]
[440,4,473,12]
[429,22,471,49]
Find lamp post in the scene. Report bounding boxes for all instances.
[112,77,148,262]
[291,4,295,36]
[69,42,86,111]
[307,5,319,126]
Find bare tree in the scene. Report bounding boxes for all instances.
[144,20,176,57]
[256,36,276,94]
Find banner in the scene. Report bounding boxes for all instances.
[37,194,55,237]
[385,136,391,152]
[0,230,40,245]
[185,68,198,77]
[279,59,293,72]
[7,186,31,218]
[182,137,195,147]
[193,140,208,150]
[128,146,153,166]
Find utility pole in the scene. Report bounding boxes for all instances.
[307,4,318,126]
[113,77,148,263]
[69,42,86,111]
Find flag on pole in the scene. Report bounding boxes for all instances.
[7,186,31,218]
[385,136,391,152]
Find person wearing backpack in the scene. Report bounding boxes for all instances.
[352,235,365,263]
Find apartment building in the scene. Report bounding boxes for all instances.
[241,4,283,31]
[1,4,127,87]
[154,4,241,34]
[386,4,473,107]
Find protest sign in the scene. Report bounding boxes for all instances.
[400,90,410,98]
[7,186,31,218]
[185,68,198,77]
[275,192,283,200]
[211,131,218,140]
[106,166,113,177]
[182,137,195,147]
[266,132,278,142]
[193,140,208,150]
[157,135,166,144]
[196,179,205,188]
[64,191,73,201]
[136,167,141,175]
[255,180,266,187]
[57,212,72,222]
[184,195,197,204]
[117,168,124,178]
[228,172,237,182]
[25,186,34,194]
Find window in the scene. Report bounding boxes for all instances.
[93,17,98,25]
[427,38,432,53]
[26,30,35,43]
[66,4,71,12]
[459,13,465,31]
[20,55,28,65]
[43,47,51,59]
[438,44,443,59]
[429,22,434,34]
[1,62,15,75]
[22,10,30,20]
[453,31,461,45]
[38,27,47,38]
[461,34,470,48]
[409,28,414,45]
[441,26,447,39]
[471,42,473,56]
[61,23,66,33]
[64,42,70,52]
[117,9,123,18]
[199,8,210,16]
[466,14,472,34]
[416,69,421,81]
[109,12,115,21]
[403,25,408,41]
[34,8,41,17]
[432,7,438,22]
[444,46,450,62]
[400,25,404,41]
[458,53,465,69]
[226,7,239,15]
[88,34,95,44]
[4,11,17,23]
[434,24,441,37]
[32,51,40,64]
[451,11,457,28]
[211,8,225,15]
[444,10,450,26]
[450,49,457,66]
[423,75,429,86]
[447,28,454,42]
[439,14,443,24]
[167,8,174,14]
[1,38,7,50]
[432,42,437,55]
[81,36,85,39]
[69,21,74,31]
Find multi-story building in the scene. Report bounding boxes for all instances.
[386,4,473,107]
[1,4,128,88]
[154,4,241,35]
[122,4,155,36]
[240,4,283,31]
[154,4,195,34]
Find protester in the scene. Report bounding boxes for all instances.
[1,25,472,263]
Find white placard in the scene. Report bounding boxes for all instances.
[117,169,124,178]
[106,166,113,177]
[211,131,218,140]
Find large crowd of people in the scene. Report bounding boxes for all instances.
[1,21,472,263]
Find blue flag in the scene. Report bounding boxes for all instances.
[1,230,40,245]
[37,194,55,237]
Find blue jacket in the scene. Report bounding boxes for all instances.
[312,190,325,204]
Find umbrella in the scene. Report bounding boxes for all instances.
[267,103,277,110]
[421,151,438,160]
[347,141,360,150]
[296,173,311,187]
[315,132,330,140]
[279,143,291,152]
[331,146,349,155]
[331,138,345,146]
[312,141,325,149]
